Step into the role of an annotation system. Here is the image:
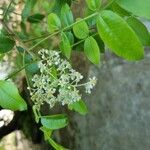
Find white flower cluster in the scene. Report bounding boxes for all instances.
[28,49,97,109]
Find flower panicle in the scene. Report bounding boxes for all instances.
[28,49,97,109]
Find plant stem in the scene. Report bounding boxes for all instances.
[28,31,60,51]
[5,61,38,80]
[71,33,98,48]
[0,7,21,16]
[24,26,96,43]
[28,12,99,51]
[3,0,14,20]
[23,33,51,43]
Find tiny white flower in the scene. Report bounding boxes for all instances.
[85,76,97,94]
[29,49,97,109]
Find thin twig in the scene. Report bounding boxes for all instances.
[0,20,36,58]
[72,33,98,48]
[5,60,38,80]
[23,33,51,43]
[3,0,14,20]
[0,7,21,16]
[28,12,99,51]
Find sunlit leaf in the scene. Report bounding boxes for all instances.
[61,3,74,27]
[0,80,27,111]
[116,0,150,20]
[60,32,71,59]
[85,0,101,11]
[73,18,89,39]
[68,100,88,115]
[97,10,144,60]
[126,17,150,46]
[84,36,100,64]
[41,114,68,130]
[47,13,61,33]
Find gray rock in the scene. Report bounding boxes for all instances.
[73,49,150,150]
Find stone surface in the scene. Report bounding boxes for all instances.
[73,49,150,150]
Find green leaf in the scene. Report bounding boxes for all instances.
[60,32,71,59]
[68,100,88,115]
[85,0,101,11]
[94,34,105,53]
[126,17,150,46]
[97,10,144,60]
[0,80,27,111]
[22,0,37,20]
[25,54,39,85]
[20,21,27,34]
[27,13,45,23]
[40,126,52,140]
[65,31,74,45]
[48,138,68,150]
[17,31,28,40]
[61,3,74,27]
[84,36,100,64]
[41,114,68,130]
[16,46,24,53]
[52,0,72,16]
[25,54,39,76]
[15,52,23,69]
[47,13,61,33]
[0,33,15,54]
[85,8,97,27]
[110,2,131,17]
[116,0,150,20]
[73,18,89,39]
[0,54,5,60]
